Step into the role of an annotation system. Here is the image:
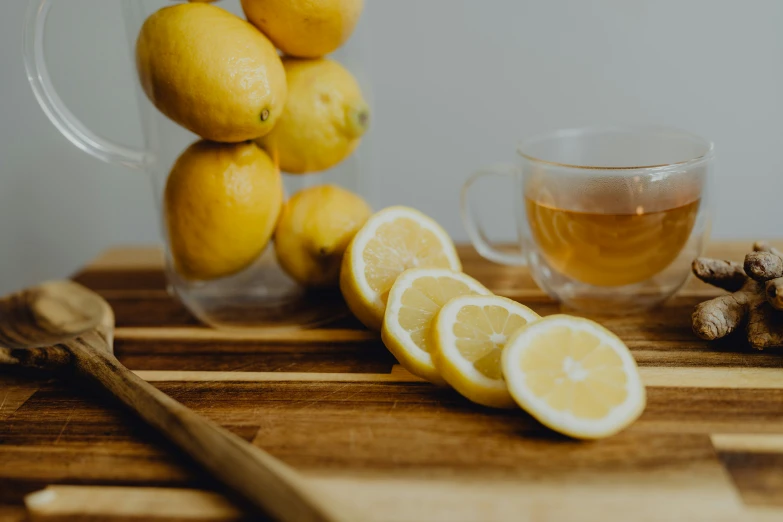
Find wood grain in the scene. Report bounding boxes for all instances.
[711,434,783,454]
[25,485,241,521]
[0,376,39,421]
[22,467,747,522]
[133,370,423,382]
[719,452,783,507]
[68,340,358,522]
[115,339,394,374]
[639,366,783,388]
[115,327,378,343]
[2,242,783,521]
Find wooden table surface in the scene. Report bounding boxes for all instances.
[2,242,783,522]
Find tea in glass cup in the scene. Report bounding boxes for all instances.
[462,126,713,313]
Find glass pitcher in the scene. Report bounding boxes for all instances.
[24,0,375,330]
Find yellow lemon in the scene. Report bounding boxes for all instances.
[432,295,540,408]
[136,3,286,142]
[241,0,364,58]
[275,185,372,287]
[382,269,491,385]
[502,315,646,439]
[165,140,283,281]
[258,58,369,174]
[340,206,461,331]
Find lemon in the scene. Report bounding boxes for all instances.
[241,0,364,58]
[165,140,283,281]
[257,58,369,174]
[340,207,461,331]
[502,315,646,439]
[136,3,286,142]
[275,185,371,287]
[431,295,540,408]
[381,269,491,385]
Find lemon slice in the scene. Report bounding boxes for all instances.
[431,295,540,408]
[382,268,491,384]
[340,206,461,330]
[502,315,646,439]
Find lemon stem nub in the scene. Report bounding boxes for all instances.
[344,104,370,139]
[260,109,270,121]
[357,109,369,128]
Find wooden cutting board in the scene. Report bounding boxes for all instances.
[2,242,783,522]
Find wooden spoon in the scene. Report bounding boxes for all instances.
[0,280,356,522]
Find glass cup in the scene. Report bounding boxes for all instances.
[462,125,713,313]
[24,0,375,330]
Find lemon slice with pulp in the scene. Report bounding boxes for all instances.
[382,268,491,384]
[432,295,540,408]
[340,206,461,330]
[502,314,646,439]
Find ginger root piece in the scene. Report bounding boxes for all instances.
[691,258,747,292]
[692,278,755,340]
[745,252,783,281]
[692,243,783,349]
[766,278,783,311]
[755,241,783,311]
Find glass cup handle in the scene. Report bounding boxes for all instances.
[460,164,527,266]
[23,0,148,169]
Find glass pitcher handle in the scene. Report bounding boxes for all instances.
[23,0,148,169]
[460,164,528,266]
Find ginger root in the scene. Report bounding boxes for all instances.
[692,242,783,349]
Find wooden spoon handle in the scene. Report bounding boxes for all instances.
[65,336,355,522]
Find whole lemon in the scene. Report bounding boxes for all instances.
[275,185,371,287]
[240,0,364,58]
[136,3,286,142]
[258,58,369,174]
[165,140,283,281]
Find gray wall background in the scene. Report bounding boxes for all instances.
[1,0,781,294]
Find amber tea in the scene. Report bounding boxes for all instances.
[526,198,701,287]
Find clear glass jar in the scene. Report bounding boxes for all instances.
[25,0,375,330]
